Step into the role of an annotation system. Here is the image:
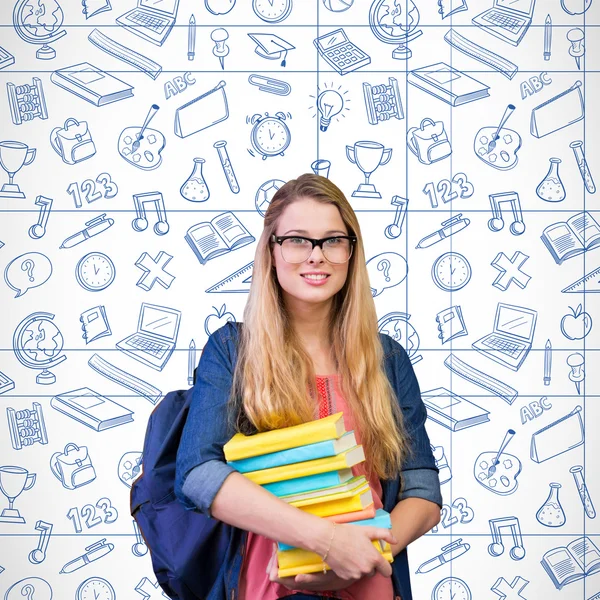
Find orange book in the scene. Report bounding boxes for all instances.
[324,503,376,523]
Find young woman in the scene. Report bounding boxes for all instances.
[175,174,442,600]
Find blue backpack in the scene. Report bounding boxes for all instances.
[130,386,239,599]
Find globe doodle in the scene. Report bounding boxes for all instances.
[377,0,419,37]
[21,0,64,36]
[13,312,67,384]
[378,312,423,364]
[21,319,64,363]
[369,0,422,60]
[13,0,67,60]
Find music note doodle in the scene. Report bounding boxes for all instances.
[132,519,148,557]
[488,516,526,561]
[131,191,170,235]
[29,519,53,564]
[28,195,53,239]
[488,192,526,236]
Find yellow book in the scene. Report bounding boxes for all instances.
[224,412,346,461]
[297,486,373,518]
[244,445,365,485]
[277,541,393,578]
[289,479,370,508]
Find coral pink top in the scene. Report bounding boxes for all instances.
[237,374,395,600]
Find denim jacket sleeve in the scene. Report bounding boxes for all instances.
[381,335,443,508]
[175,324,237,516]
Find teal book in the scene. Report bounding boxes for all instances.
[229,431,357,473]
[277,508,392,551]
[263,468,355,497]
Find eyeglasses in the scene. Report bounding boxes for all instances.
[271,234,357,264]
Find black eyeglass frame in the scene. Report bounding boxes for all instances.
[270,234,358,263]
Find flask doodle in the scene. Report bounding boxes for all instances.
[367,252,407,297]
[4,253,52,297]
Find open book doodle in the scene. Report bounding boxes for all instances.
[541,535,600,589]
[541,211,600,265]
[185,212,255,265]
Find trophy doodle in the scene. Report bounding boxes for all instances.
[0,465,36,523]
[0,140,36,199]
[346,141,392,198]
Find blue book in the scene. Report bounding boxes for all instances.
[263,468,355,497]
[229,431,357,473]
[277,509,392,551]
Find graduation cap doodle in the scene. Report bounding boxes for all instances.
[248,33,295,67]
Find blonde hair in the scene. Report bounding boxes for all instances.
[228,173,408,480]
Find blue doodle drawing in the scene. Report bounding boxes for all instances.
[5,252,52,297]
[116,0,179,46]
[50,443,97,490]
[116,303,181,371]
[0,465,36,524]
[313,28,371,75]
[13,311,66,384]
[472,303,536,371]
[472,0,536,46]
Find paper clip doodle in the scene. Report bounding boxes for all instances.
[132,192,170,235]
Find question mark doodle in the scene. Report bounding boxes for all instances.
[377,259,391,282]
[22,584,35,600]
[21,259,35,282]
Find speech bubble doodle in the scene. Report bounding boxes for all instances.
[367,252,407,297]
[4,252,52,297]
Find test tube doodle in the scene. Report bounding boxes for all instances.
[570,465,596,519]
[570,141,596,194]
[214,140,240,194]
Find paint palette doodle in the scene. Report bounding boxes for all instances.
[118,126,165,170]
[474,450,522,495]
[474,126,522,170]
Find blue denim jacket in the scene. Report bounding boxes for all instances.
[175,322,441,600]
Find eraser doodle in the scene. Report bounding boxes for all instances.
[4,252,52,297]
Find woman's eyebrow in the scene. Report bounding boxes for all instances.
[283,229,347,235]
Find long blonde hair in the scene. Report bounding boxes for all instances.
[228,173,408,480]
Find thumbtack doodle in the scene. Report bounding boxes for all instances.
[4,252,53,297]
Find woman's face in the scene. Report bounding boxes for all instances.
[271,197,351,311]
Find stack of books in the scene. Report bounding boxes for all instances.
[223,412,394,577]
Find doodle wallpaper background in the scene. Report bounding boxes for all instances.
[1,0,599,598]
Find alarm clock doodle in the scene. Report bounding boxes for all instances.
[248,111,292,159]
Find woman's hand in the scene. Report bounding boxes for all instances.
[321,522,396,581]
[267,522,397,591]
[267,543,369,592]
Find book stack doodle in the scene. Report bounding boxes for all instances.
[223,412,394,577]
